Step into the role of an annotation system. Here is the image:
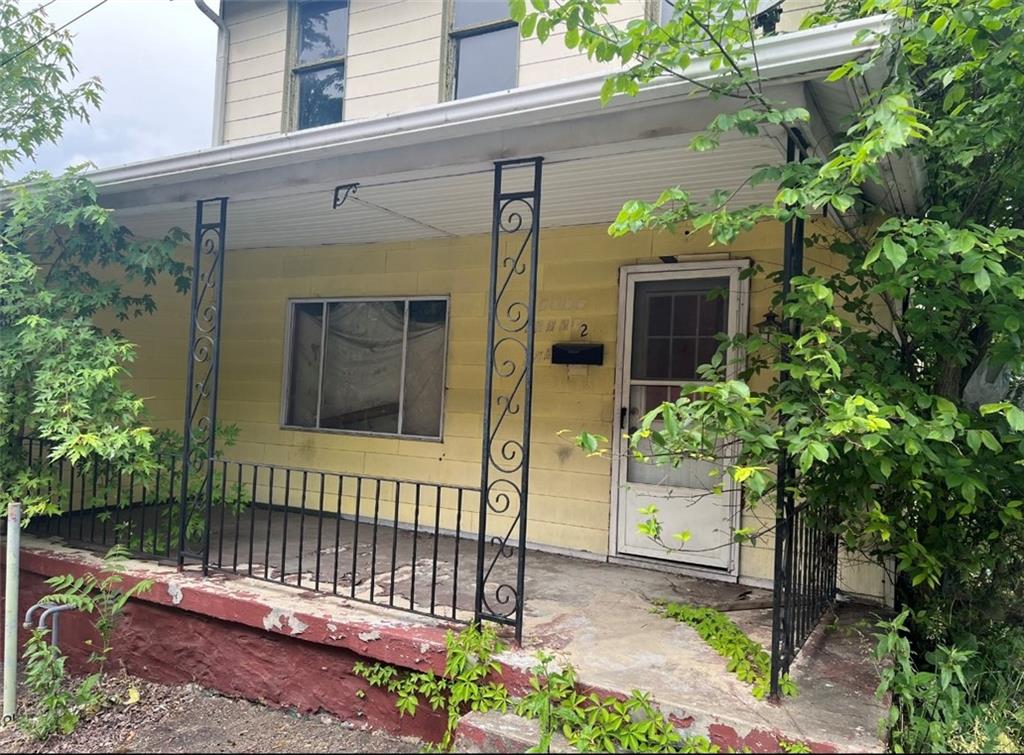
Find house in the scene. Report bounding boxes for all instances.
[17,1,912,748]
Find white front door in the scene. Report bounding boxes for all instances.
[613,262,748,572]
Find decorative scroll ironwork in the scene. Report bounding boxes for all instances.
[332,182,359,209]
[178,197,228,573]
[769,131,839,697]
[476,157,543,641]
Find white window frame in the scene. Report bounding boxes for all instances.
[286,0,350,131]
[280,295,450,441]
[443,0,520,101]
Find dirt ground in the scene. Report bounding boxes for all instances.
[0,676,421,754]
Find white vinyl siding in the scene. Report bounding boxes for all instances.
[344,1,443,119]
[518,0,646,87]
[219,0,826,143]
[223,1,288,142]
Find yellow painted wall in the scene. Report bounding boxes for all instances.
[114,219,884,600]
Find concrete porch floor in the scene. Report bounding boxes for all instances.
[518,551,887,752]
[17,515,888,752]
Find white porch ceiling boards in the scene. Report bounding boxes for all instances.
[96,15,915,249]
[114,132,782,250]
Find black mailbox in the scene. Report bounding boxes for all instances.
[552,342,604,366]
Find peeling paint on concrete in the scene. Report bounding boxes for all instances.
[358,630,381,642]
[263,608,308,636]
[166,583,183,605]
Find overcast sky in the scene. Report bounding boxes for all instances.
[13,0,217,178]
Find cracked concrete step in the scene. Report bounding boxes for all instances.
[454,711,574,753]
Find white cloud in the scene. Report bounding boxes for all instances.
[12,0,217,177]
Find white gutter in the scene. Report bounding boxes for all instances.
[90,15,889,197]
[194,0,228,146]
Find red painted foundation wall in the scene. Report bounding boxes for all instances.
[2,567,446,742]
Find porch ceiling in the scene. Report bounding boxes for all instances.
[94,15,917,249]
[114,132,783,249]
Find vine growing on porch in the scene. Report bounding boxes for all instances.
[353,623,511,751]
[355,624,724,753]
[657,602,795,699]
[516,0,1024,747]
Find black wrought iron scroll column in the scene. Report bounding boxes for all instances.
[476,157,543,641]
[178,197,228,574]
[769,129,838,698]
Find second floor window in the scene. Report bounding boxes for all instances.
[292,0,349,130]
[449,0,518,99]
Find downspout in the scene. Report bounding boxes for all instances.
[195,0,229,146]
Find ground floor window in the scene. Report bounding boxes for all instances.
[283,297,449,439]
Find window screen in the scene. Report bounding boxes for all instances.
[630,278,728,384]
[284,298,449,439]
[293,0,349,130]
[450,0,518,100]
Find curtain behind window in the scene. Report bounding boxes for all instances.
[320,301,405,433]
[286,302,324,427]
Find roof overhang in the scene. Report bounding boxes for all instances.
[89,14,915,248]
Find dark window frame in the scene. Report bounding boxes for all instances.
[444,0,520,100]
[280,295,451,441]
[287,0,350,131]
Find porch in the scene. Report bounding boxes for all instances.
[15,15,907,716]
[11,535,887,752]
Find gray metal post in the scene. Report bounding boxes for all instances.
[3,501,22,725]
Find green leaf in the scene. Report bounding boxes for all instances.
[882,237,908,269]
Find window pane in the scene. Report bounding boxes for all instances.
[696,338,719,370]
[698,293,727,335]
[453,0,510,28]
[660,0,674,23]
[319,301,404,434]
[297,64,344,129]
[455,26,518,99]
[671,294,699,336]
[286,303,324,427]
[402,300,447,437]
[670,338,697,378]
[648,296,672,336]
[297,0,349,65]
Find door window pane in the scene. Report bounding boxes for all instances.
[631,277,729,381]
[297,64,345,130]
[626,385,719,486]
[297,0,349,65]
[286,303,324,426]
[455,25,518,99]
[319,301,404,434]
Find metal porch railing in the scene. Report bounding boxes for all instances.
[19,437,480,624]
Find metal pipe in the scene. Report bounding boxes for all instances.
[194,0,229,146]
[36,605,74,649]
[3,501,21,725]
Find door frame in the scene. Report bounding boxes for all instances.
[608,259,751,579]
